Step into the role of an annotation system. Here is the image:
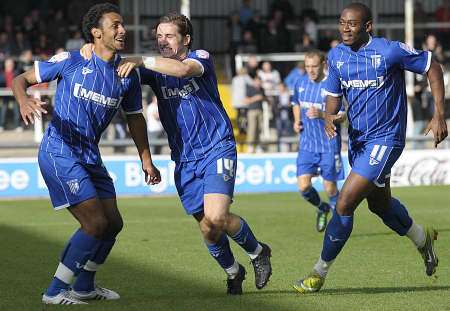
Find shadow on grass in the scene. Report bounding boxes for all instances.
[0,225,299,311]
[320,285,450,295]
[352,227,450,239]
[245,285,450,296]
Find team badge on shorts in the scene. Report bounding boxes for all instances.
[67,179,80,195]
[369,145,387,166]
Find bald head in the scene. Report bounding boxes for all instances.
[344,2,372,24]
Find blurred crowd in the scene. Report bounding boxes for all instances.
[1,0,450,153]
[228,0,450,75]
[231,32,450,152]
[0,1,116,132]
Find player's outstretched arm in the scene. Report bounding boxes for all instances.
[424,60,448,147]
[323,95,342,138]
[12,69,47,126]
[117,56,203,79]
[292,104,303,133]
[126,113,161,185]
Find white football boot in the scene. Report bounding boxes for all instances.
[71,286,120,300]
[42,290,88,304]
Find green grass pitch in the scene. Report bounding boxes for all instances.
[1,186,449,310]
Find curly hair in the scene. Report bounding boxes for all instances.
[344,2,373,24]
[82,3,120,43]
[154,12,194,49]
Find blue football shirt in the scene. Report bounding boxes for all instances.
[284,67,307,92]
[35,51,143,164]
[138,49,235,162]
[291,76,342,153]
[325,37,431,148]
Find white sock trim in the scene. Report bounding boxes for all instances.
[54,262,74,284]
[84,260,100,272]
[225,260,240,278]
[248,243,263,260]
[313,257,334,278]
[406,221,426,249]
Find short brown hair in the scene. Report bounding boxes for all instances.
[154,12,194,49]
[304,50,325,63]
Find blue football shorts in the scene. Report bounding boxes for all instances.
[296,149,345,182]
[38,150,116,210]
[348,141,403,187]
[174,144,237,215]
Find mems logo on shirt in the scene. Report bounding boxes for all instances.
[340,76,385,89]
[161,78,200,99]
[73,83,122,108]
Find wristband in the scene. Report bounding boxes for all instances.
[142,56,156,69]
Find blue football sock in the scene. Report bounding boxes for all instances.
[72,239,116,292]
[321,209,353,262]
[205,233,235,269]
[301,187,321,207]
[376,197,413,236]
[46,229,101,297]
[328,192,339,209]
[318,202,331,212]
[229,217,259,253]
[46,277,68,297]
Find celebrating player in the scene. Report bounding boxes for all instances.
[81,12,272,295]
[294,2,447,293]
[12,3,161,304]
[291,50,346,232]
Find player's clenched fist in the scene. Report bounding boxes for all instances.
[143,163,161,185]
[19,98,48,125]
[324,112,337,138]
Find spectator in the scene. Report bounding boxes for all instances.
[11,31,32,56]
[146,95,165,155]
[414,1,429,47]
[246,55,259,77]
[0,32,13,59]
[22,15,36,36]
[0,58,22,132]
[269,0,294,24]
[47,9,69,48]
[329,39,340,49]
[245,10,264,46]
[275,83,293,146]
[422,34,446,119]
[106,110,128,154]
[295,33,315,52]
[318,29,337,52]
[2,15,15,37]
[411,74,429,149]
[244,74,265,153]
[232,67,252,135]
[435,0,450,46]
[258,61,281,96]
[34,34,53,58]
[302,9,319,45]
[65,30,86,51]
[227,11,243,76]
[18,49,34,73]
[239,0,254,27]
[237,30,258,54]
[423,34,446,64]
[284,61,306,93]
[259,19,290,53]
